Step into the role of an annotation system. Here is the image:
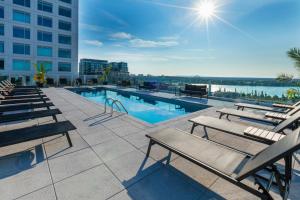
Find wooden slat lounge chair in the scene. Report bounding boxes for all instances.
[146,127,300,199]
[235,101,300,112]
[0,109,62,123]
[0,97,49,105]
[0,121,76,148]
[0,102,54,113]
[217,105,300,125]
[189,112,300,145]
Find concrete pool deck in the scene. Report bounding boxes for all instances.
[0,87,299,200]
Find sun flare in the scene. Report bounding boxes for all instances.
[196,0,216,20]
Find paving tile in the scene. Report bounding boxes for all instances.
[82,130,117,146]
[110,125,143,137]
[48,148,102,182]
[123,167,205,200]
[0,151,52,200]
[43,132,89,159]
[92,138,136,163]
[16,185,56,200]
[55,165,124,200]
[0,139,44,157]
[106,150,162,187]
[123,132,150,148]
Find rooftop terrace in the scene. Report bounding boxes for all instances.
[1,87,299,200]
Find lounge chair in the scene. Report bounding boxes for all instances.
[0,93,47,100]
[146,127,300,199]
[0,121,76,148]
[0,102,54,113]
[234,101,300,112]
[189,112,300,145]
[0,97,49,105]
[217,105,300,125]
[0,109,62,123]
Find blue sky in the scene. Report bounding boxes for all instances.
[79,0,300,77]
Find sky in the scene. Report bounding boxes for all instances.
[79,0,300,78]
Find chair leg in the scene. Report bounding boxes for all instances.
[65,132,73,147]
[190,123,197,134]
[146,140,155,157]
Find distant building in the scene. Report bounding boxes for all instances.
[79,59,108,75]
[79,59,129,83]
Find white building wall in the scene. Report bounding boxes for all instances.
[0,0,78,85]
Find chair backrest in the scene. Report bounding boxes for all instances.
[273,112,300,132]
[236,127,300,181]
[287,105,300,115]
[293,100,300,107]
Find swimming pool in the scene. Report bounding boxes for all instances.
[74,88,207,124]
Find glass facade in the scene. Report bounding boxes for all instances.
[37,15,52,27]
[13,0,31,7]
[0,24,4,35]
[13,26,30,39]
[37,31,52,42]
[60,0,72,4]
[59,6,71,18]
[0,7,4,18]
[58,35,71,44]
[58,20,71,31]
[58,62,71,72]
[37,61,52,72]
[0,59,4,70]
[13,59,31,71]
[58,48,71,58]
[38,0,53,13]
[13,10,30,23]
[37,46,52,57]
[0,41,4,53]
[13,43,30,55]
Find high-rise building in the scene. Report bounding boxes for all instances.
[0,0,78,85]
[79,59,108,75]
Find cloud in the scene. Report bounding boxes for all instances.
[80,23,103,32]
[83,40,103,47]
[110,32,133,40]
[129,38,179,48]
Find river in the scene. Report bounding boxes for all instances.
[210,85,299,97]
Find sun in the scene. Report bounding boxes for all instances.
[196,0,216,20]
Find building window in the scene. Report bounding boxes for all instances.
[0,24,4,35]
[13,43,30,55]
[59,0,72,4]
[59,6,71,18]
[13,26,30,39]
[58,20,71,31]
[37,46,52,57]
[0,7,4,18]
[37,31,52,42]
[13,10,31,23]
[38,0,52,13]
[58,48,71,58]
[58,62,71,72]
[13,59,31,71]
[37,15,52,27]
[0,59,4,70]
[37,61,52,72]
[13,0,31,8]
[0,41,4,53]
[58,35,71,44]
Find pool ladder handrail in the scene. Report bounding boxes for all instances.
[104,98,128,116]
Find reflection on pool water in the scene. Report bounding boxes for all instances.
[78,89,206,124]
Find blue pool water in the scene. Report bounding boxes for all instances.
[78,89,205,124]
